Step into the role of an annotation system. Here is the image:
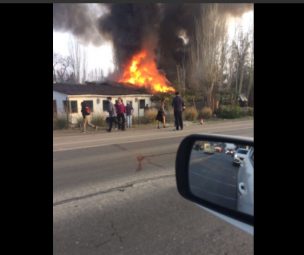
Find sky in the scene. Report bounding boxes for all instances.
[53,32,115,77]
[227,10,253,43]
[53,10,253,79]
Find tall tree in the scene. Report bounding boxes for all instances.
[190,4,228,110]
[69,36,90,83]
[82,49,88,83]
[68,37,81,83]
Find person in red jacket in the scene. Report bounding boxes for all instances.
[115,97,126,131]
[81,101,97,133]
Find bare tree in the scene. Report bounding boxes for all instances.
[246,39,254,106]
[68,36,90,83]
[53,53,59,83]
[190,4,228,111]
[226,27,253,103]
[87,68,105,82]
[235,29,251,96]
[176,64,186,94]
[53,53,74,83]
[68,37,82,83]
[82,48,88,83]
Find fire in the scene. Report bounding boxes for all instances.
[119,50,176,93]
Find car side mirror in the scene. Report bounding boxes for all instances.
[175,134,254,228]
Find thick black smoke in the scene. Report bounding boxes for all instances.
[53,3,107,46]
[157,3,253,82]
[157,4,201,81]
[53,3,253,77]
[97,3,160,72]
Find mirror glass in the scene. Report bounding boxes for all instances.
[189,140,254,216]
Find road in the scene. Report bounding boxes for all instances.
[189,151,239,210]
[54,120,254,255]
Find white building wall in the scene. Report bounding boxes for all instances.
[114,95,151,118]
[53,91,152,124]
[66,95,105,124]
[53,91,67,115]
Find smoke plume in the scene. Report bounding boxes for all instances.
[53,3,253,76]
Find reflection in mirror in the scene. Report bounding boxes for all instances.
[189,140,254,216]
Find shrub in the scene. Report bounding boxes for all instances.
[133,116,148,125]
[75,115,107,129]
[239,107,254,117]
[184,106,198,121]
[165,108,174,123]
[247,107,254,116]
[139,107,158,124]
[217,105,243,119]
[145,107,158,123]
[91,115,106,127]
[199,107,213,119]
[53,117,68,129]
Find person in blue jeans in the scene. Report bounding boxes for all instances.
[106,97,117,132]
[126,102,134,128]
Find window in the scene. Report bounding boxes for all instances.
[70,101,78,113]
[53,100,57,116]
[63,100,68,113]
[63,100,78,113]
[139,99,145,109]
[83,100,94,112]
[103,100,109,112]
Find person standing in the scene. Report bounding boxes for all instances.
[126,102,134,128]
[156,99,166,128]
[172,91,185,130]
[106,97,117,132]
[81,101,97,133]
[115,97,126,131]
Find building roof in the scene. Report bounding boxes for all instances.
[238,94,248,102]
[53,81,151,96]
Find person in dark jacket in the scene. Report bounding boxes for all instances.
[106,97,117,132]
[172,91,185,130]
[156,99,166,128]
[126,102,134,128]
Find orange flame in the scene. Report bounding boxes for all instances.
[119,50,176,93]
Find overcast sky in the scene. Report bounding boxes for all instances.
[53,31,115,77]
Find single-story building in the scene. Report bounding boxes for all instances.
[53,81,152,124]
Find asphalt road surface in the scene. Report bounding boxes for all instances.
[54,120,254,255]
[189,151,240,210]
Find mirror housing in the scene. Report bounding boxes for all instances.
[175,134,254,227]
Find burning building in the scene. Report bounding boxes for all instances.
[53,3,253,95]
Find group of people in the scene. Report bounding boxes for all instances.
[106,97,134,132]
[81,91,185,133]
[80,97,134,133]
